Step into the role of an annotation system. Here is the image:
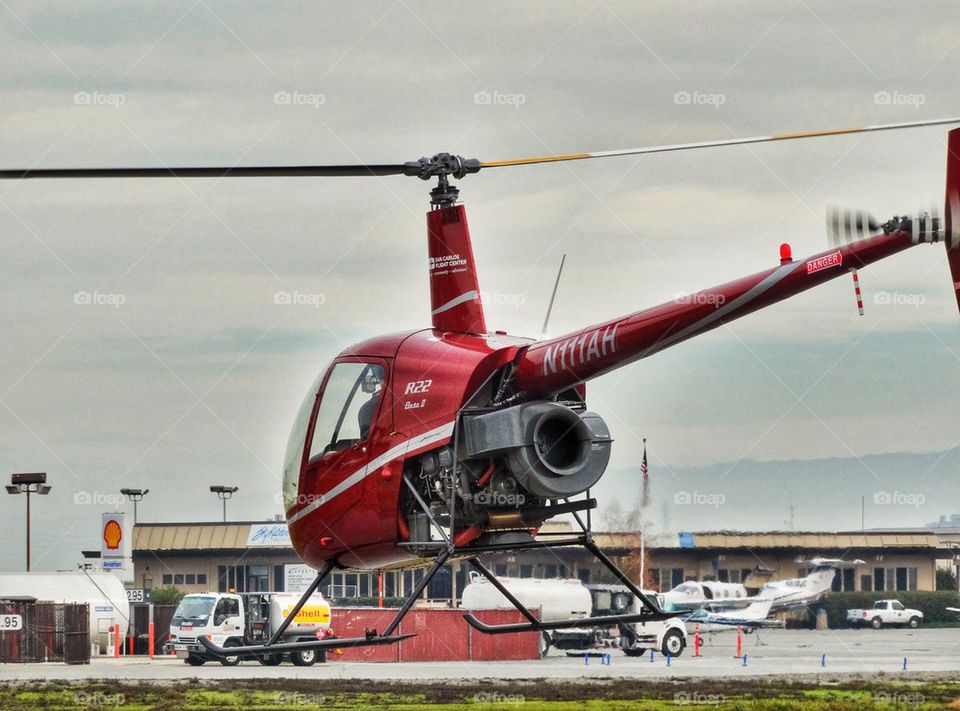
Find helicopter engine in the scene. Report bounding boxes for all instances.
[461,402,612,498]
[402,402,612,550]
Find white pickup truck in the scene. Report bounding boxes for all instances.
[846,600,923,629]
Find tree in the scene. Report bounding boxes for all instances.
[151,585,185,606]
[936,567,957,591]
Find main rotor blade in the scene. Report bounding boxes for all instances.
[0,164,411,180]
[480,118,960,169]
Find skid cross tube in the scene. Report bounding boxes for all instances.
[382,546,452,637]
[201,548,452,660]
[462,537,672,636]
[583,538,662,616]
[264,559,335,648]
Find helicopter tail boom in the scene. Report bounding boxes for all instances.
[512,231,920,397]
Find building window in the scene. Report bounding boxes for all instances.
[185,574,196,585]
[162,574,172,586]
[197,574,207,586]
[544,564,557,579]
[718,569,742,583]
[578,568,590,584]
[174,574,184,585]
[861,574,872,592]
[670,568,685,588]
[520,565,533,578]
[873,568,885,592]
[495,564,508,577]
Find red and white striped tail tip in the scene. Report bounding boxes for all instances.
[851,269,864,316]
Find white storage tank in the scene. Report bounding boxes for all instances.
[0,572,130,654]
[461,576,591,623]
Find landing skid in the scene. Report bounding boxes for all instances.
[200,519,665,660]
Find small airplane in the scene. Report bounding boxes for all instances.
[685,598,782,632]
[662,558,864,616]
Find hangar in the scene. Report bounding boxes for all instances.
[132,521,948,600]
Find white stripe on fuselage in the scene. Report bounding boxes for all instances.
[286,420,455,527]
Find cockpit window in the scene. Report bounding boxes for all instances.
[281,370,325,512]
[308,362,385,461]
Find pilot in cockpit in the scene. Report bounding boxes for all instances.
[357,366,384,440]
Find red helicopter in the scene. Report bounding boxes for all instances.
[5,118,960,658]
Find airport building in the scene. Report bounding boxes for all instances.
[132,521,950,600]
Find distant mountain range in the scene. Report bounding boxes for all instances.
[594,447,960,536]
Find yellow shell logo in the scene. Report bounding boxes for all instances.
[103,519,122,550]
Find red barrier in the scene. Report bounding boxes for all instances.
[332,607,539,662]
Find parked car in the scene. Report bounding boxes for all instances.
[846,600,923,629]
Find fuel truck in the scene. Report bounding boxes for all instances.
[165,590,331,666]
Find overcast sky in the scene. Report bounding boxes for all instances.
[1,2,958,572]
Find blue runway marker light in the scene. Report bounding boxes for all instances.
[903,656,907,670]
[649,649,655,663]
[666,654,671,667]
[821,653,826,667]
[742,653,748,667]
[583,653,589,665]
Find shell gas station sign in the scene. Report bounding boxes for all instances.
[101,513,125,558]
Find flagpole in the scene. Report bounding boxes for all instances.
[640,437,647,589]
[639,527,645,590]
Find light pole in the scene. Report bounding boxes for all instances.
[6,472,51,572]
[210,485,239,522]
[120,488,149,525]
